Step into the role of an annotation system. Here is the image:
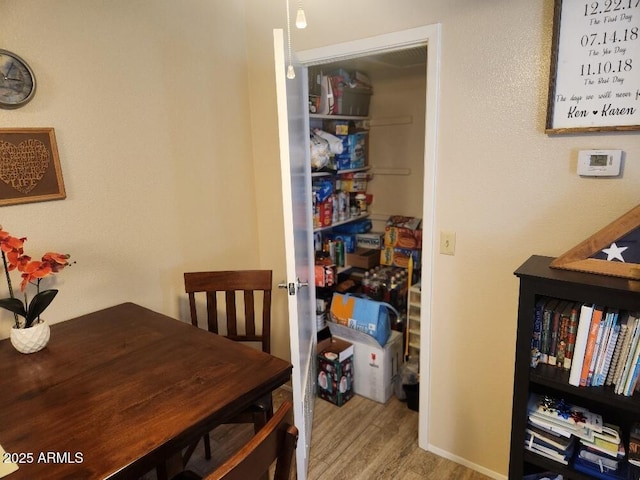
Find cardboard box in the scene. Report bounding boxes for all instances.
[314,264,335,287]
[356,232,384,250]
[316,199,332,228]
[347,247,380,269]
[324,232,356,254]
[386,216,422,230]
[329,323,403,404]
[338,172,368,193]
[384,226,422,249]
[335,132,368,170]
[380,246,421,269]
[316,337,354,407]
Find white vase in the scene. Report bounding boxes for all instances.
[10,319,51,354]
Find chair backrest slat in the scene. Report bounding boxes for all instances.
[261,290,272,354]
[184,270,272,353]
[244,290,256,337]
[206,291,218,334]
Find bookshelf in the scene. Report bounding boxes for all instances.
[509,255,640,479]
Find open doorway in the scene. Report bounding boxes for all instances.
[297,24,441,453]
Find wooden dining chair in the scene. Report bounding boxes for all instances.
[171,401,298,480]
[182,270,274,465]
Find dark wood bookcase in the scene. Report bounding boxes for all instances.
[509,255,640,479]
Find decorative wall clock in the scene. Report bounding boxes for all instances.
[0,49,36,109]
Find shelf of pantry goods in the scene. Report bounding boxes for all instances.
[314,213,370,233]
[312,166,370,178]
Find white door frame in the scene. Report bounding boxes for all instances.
[297,24,441,450]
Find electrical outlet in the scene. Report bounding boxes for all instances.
[440,231,456,255]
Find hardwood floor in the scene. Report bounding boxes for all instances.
[306,390,491,480]
[149,387,493,480]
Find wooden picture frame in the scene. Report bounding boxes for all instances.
[0,128,66,206]
[545,0,640,134]
[550,204,640,280]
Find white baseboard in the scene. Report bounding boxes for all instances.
[427,444,507,480]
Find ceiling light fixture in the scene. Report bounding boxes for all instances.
[295,1,307,29]
[285,0,308,79]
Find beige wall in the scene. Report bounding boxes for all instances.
[0,1,264,338]
[0,0,638,478]
[366,64,427,227]
[244,0,640,477]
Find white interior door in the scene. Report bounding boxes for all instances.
[273,29,316,480]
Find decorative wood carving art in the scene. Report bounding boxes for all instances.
[550,203,640,280]
[0,128,66,206]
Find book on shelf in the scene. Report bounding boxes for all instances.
[616,313,640,395]
[594,310,620,387]
[575,423,627,480]
[579,423,624,459]
[605,312,629,387]
[624,314,640,396]
[556,302,577,370]
[624,349,640,396]
[574,448,628,480]
[528,415,573,438]
[578,446,622,469]
[612,313,639,391]
[530,298,640,396]
[569,303,594,387]
[587,308,610,387]
[580,306,605,387]
[564,302,580,370]
[549,301,568,366]
[526,422,574,451]
[540,298,560,365]
[531,297,547,367]
[524,430,574,465]
[629,422,640,468]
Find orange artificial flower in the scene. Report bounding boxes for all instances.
[0,227,28,274]
[0,236,24,254]
[20,261,52,291]
[42,252,71,272]
[0,225,73,328]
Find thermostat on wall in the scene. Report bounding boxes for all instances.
[578,149,622,177]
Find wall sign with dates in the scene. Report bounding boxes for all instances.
[546,0,640,133]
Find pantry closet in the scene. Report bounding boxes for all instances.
[310,48,427,242]
[274,24,441,480]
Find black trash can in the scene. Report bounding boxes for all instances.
[403,383,419,411]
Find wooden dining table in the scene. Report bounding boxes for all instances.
[0,302,292,480]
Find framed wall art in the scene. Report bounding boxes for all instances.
[0,128,66,206]
[545,0,640,133]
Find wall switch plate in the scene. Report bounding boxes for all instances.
[577,150,622,177]
[440,231,456,255]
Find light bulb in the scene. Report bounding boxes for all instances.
[287,65,296,79]
[295,7,307,29]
